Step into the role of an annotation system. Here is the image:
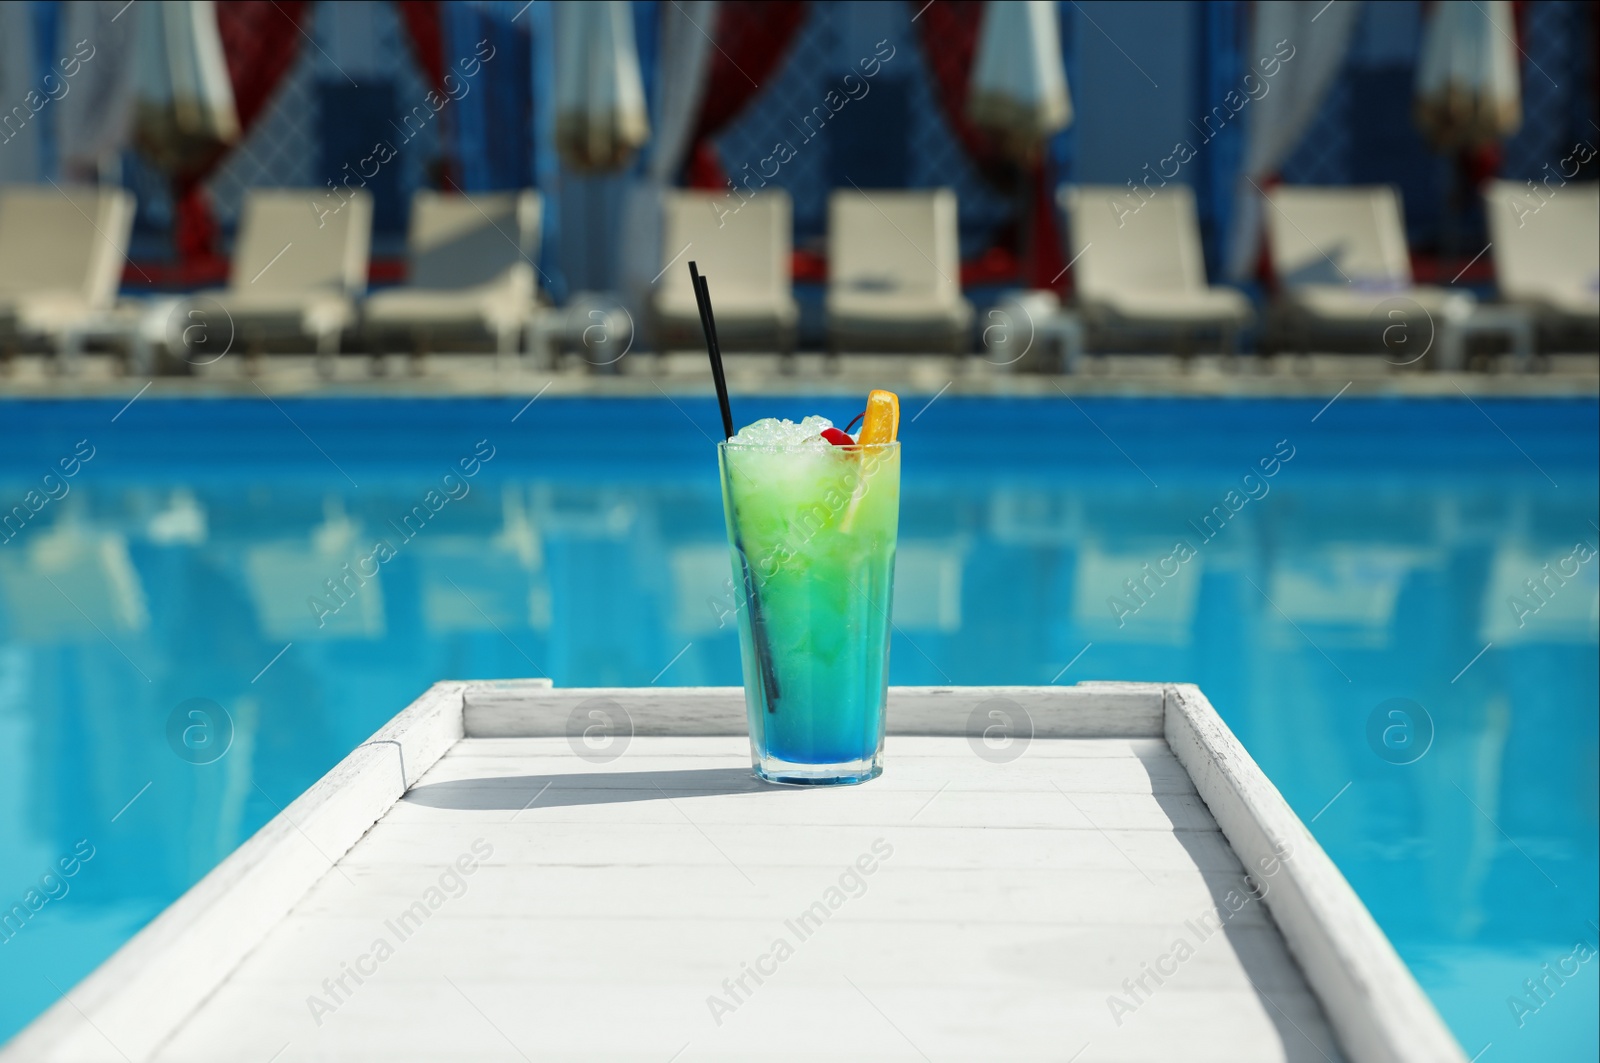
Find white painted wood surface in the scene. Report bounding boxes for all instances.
[1,683,1464,1063]
[1164,684,1465,1063]
[464,682,1165,738]
[0,679,481,1063]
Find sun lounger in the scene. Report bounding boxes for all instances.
[1484,179,1599,333]
[0,183,134,354]
[1264,185,1473,358]
[827,189,973,355]
[364,190,542,366]
[653,190,798,354]
[192,188,372,372]
[1060,184,1252,355]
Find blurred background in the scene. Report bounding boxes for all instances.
[0,0,1595,376]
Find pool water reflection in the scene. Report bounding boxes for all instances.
[0,396,1595,1058]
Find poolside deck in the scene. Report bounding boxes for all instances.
[4,684,1466,1063]
[2,349,1596,401]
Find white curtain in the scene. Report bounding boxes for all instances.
[1414,0,1521,149]
[967,0,1072,162]
[1225,0,1363,280]
[555,0,652,173]
[649,0,717,183]
[620,0,718,339]
[58,0,142,181]
[0,3,42,182]
[131,0,240,175]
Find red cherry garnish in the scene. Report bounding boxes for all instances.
[820,428,855,447]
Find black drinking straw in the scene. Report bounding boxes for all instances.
[691,263,736,440]
[689,262,781,710]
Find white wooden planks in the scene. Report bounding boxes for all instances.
[289,864,1277,927]
[147,735,1342,1062]
[155,984,1335,1063]
[463,683,1165,738]
[0,682,1465,1063]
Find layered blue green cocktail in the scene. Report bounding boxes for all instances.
[718,406,900,785]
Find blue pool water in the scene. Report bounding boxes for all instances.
[0,395,1595,1057]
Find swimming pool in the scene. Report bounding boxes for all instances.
[1,394,1595,1058]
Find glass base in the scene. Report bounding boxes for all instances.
[753,751,883,786]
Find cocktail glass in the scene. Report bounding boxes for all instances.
[718,439,900,785]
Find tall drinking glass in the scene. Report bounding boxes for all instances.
[718,440,900,785]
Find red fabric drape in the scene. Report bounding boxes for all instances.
[392,0,456,190]
[394,0,447,92]
[683,1,809,188]
[171,1,310,279]
[914,0,1006,181]
[1028,160,1066,292]
[913,0,1065,291]
[1475,0,1527,183]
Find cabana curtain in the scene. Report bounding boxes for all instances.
[1414,0,1523,150]
[619,0,719,343]
[967,0,1072,163]
[395,0,447,96]
[133,1,241,178]
[165,0,309,277]
[57,1,141,182]
[682,0,809,189]
[649,0,718,183]
[918,0,1070,289]
[554,0,652,173]
[917,0,1008,182]
[1224,0,1362,281]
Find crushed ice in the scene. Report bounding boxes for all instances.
[730,415,835,448]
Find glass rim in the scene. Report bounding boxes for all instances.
[717,439,900,452]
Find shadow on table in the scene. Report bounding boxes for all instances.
[403,767,779,810]
[1139,749,1347,1063]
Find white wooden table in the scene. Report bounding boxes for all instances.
[4,684,1465,1063]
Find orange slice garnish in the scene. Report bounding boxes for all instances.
[857,390,899,445]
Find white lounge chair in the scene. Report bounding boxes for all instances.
[364,190,542,365]
[1059,184,1252,355]
[193,189,372,371]
[652,190,797,354]
[1264,185,1473,358]
[826,189,973,355]
[1484,179,1599,329]
[0,184,134,354]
